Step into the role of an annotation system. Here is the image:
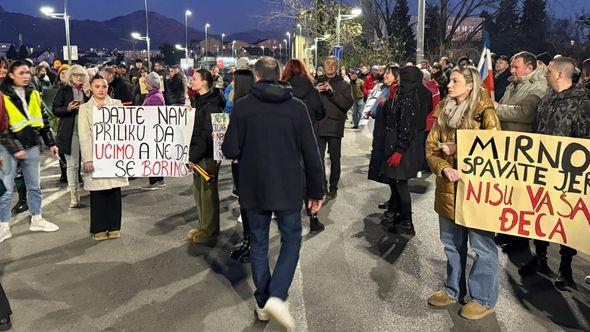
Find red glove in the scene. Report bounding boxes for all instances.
[387,152,403,168]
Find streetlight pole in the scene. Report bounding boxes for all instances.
[221,33,225,54]
[144,0,151,71]
[205,23,210,57]
[283,39,288,63]
[232,40,236,59]
[40,1,72,65]
[63,0,71,65]
[336,7,362,46]
[185,10,192,60]
[416,0,425,64]
[286,32,291,61]
[260,46,265,56]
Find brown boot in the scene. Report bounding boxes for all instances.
[107,231,121,239]
[70,190,80,208]
[92,232,108,241]
[427,290,457,307]
[459,301,494,320]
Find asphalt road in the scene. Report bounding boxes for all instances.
[0,127,589,332]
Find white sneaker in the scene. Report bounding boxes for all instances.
[585,275,590,285]
[140,183,159,191]
[264,297,295,330]
[237,214,243,223]
[157,180,167,188]
[255,304,270,322]
[0,223,12,243]
[29,218,60,232]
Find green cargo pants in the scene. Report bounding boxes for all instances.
[192,158,221,241]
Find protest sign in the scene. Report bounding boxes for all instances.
[212,113,230,161]
[92,106,195,178]
[456,130,590,254]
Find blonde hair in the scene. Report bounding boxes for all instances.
[437,66,482,135]
[66,64,89,87]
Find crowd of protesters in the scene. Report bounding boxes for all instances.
[0,48,588,331]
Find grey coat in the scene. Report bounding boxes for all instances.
[495,67,548,132]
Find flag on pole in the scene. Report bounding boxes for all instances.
[477,31,495,101]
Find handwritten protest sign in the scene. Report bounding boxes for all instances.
[212,113,230,161]
[456,130,590,254]
[92,106,195,178]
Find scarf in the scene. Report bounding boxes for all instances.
[443,98,469,129]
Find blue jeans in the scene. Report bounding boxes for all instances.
[438,215,499,308]
[351,99,364,127]
[246,209,302,308]
[0,145,43,222]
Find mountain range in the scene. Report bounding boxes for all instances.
[0,6,282,50]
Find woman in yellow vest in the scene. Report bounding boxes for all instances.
[0,60,60,243]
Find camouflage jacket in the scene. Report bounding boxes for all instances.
[535,84,590,139]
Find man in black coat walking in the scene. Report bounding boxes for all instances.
[315,56,354,199]
[222,57,324,330]
[100,67,134,105]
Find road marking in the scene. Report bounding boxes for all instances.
[41,174,61,180]
[40,159,60,172]
[12,188,69,226]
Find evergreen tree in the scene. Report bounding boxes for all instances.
[425,3,442,58]
[6,44,17,60]
[519,0,548,53]
[18,45,29,60]
[390,0,415,60]
[493,0,519,55]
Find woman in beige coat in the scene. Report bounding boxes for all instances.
[78,75,128,241]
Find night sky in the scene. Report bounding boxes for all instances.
[1,0,589,34]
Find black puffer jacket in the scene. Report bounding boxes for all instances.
[189,88,226,165]
[108,75,134,105]
[288,76,325,131]
[166,73,186,106]
[52,85,90,155]
[0,84,56,154]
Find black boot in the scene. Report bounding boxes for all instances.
[309,216,325,234]
[381,212,401,227]
[519,255,551,276]
[554,262,575,290]
[229,237,250,262]
[388,220,415,235]
[12,177,28,215]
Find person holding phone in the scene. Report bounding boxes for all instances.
[0,60,60,243]
[52,65,91,208]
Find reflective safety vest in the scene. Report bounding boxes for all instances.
[3,90,44,133]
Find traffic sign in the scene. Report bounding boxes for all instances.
[332,46,343,60]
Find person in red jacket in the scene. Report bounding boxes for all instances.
[422,69,441,132]
[361,65,383,99]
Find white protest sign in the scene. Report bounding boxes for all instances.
[92,106,195,178]
[212,113,230,161]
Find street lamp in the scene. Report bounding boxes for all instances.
[185,10,192,59]
[221,33,226,52]
[40,1,72,65]
[132,32,151,71]
[297,23,302,36]
[286,32,291,60]
[336,7,361,46]
[232,40,236,58]
[205,23,211,57]
[175,44,186,51]
[314,34,331,69]
[260,46,265,56]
